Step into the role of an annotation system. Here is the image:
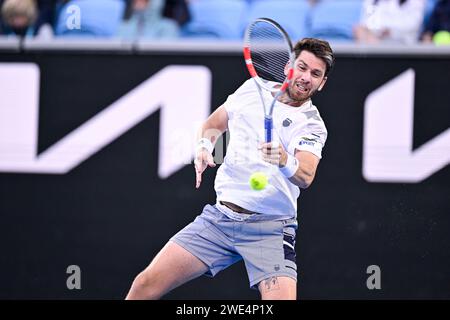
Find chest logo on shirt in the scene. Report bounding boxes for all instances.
[282,118,292,127]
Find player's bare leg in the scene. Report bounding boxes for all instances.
[126,241,208,300]
[258,276,297,300]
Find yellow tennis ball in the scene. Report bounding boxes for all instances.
[249,172,268,191]
[433,30,450,46]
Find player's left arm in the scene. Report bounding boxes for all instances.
[287,150,320,189]
[260,143,320,189]
[261,118,326,188]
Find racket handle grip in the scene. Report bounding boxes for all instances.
[265,117,272,142]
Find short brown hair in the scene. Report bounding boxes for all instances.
[294,38,335,77]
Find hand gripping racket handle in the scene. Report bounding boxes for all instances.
[265,116,273,142]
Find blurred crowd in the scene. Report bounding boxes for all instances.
[0,0,449,45]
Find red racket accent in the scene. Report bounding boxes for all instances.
[287,68,294,80]
[243,47,257,77]
[246,63,257,78]
[280,68,294,91]
[243,47,251,60]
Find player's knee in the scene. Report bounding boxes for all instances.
[132,270,163,299]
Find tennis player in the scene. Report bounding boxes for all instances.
[126,38,335,300]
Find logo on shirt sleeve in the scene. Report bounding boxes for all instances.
[282,118,292,127]
[298,136,323,151]
[299,137,317,147]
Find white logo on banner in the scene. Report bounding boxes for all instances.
[66,5,81,30]
[363,69,450,183]
[0,63,211,178]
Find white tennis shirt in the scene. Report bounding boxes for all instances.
[214,79,328,220]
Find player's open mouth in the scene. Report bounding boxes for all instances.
[295,83,309,93]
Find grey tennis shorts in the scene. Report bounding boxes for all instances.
[170,204,298,289]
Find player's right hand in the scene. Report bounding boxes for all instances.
[194,149,216,189]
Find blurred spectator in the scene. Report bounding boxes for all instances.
[162,0,190,27]
[353,0,427,44]
[421,0,450,43]
[119,0,179,40]
[1,0,38,37]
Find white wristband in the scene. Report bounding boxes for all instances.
[197,138,214,154]
[280,153,299,178]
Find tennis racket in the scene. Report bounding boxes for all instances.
[243,18,295,143]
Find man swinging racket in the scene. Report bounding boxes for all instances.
[126,19,335,300]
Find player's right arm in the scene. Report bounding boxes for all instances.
[195,105,229,188]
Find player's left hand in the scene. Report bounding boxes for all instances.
[259,141,287,167]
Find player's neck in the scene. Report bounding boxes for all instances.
[276,92,310,107]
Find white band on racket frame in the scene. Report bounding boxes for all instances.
[280,153,299,178]
[196,138,214,154]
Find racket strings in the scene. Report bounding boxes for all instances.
[246,23,291,84]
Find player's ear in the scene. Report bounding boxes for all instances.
[318,76,327,91]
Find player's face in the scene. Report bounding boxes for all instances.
[285,50,327,103]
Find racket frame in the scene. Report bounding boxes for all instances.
[243,18,296,142]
